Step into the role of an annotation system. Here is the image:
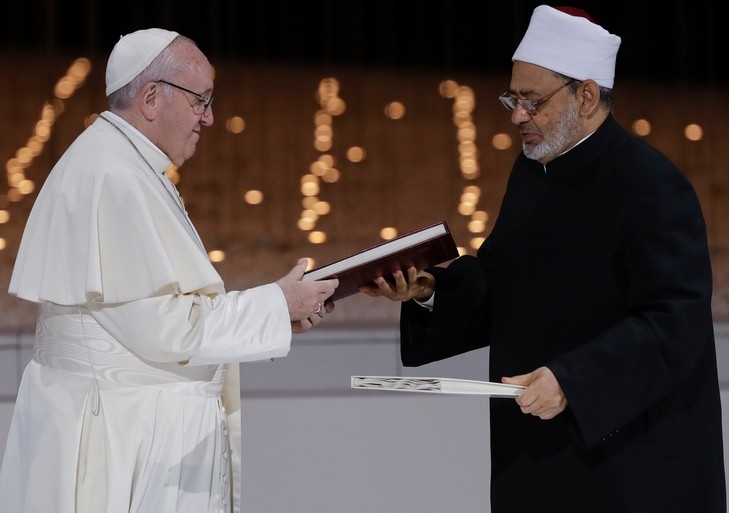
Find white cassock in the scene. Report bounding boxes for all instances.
[0,112,292,513]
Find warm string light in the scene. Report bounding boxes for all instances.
[384,101,405,120]
[1,57,92,252]
[380,227,398,240]
[684,124,703,141]
[440,80,488,250]
[302,79,403,267]
[222,93,704,266]
[0,61,709,260]
[304,80,346,237]
[632,119,651,137]
[299,77,353,263]
[207,114,250,264]
[4,58,91,200]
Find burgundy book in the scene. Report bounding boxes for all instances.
[303,221,459,301]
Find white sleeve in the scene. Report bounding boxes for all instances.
[87,283,292,364]
[194,283,292,364]
[414,292,435,311]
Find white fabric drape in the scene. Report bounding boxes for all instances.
[0,113,292,512]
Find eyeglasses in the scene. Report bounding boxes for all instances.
[498,80,576,116]
[156,79,214,115]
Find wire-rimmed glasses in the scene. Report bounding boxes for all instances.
[498,80,576,116]
[156,79,214,115]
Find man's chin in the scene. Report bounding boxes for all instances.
[522,144,540,160]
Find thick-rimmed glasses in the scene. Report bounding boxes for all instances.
[498,80,576,116]
[156,79,214,115]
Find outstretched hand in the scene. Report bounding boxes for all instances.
[275,259,338,333]
[359,266,436,303]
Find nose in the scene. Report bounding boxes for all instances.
[510,103,532,125]
[201,107,214,126]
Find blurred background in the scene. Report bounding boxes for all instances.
[2,2,729,512]
[2,0,728,327]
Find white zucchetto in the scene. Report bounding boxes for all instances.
[105,28,179,96]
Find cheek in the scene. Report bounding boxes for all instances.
[534,111,559,132]
[183,132,201,159]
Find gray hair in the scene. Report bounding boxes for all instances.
[558,72,614,111]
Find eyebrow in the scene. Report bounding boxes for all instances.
[509,87,542,97]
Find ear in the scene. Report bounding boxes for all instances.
[139,82,159,121]
[577,80,601,116]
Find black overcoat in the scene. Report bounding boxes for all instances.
[400,115,726,512]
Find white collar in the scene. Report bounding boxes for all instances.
[543,130,596,173]
[103,111,169,171]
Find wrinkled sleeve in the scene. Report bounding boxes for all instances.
[87,283,291,364]
[400,255,491,366]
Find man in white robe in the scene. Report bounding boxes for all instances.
[0,28,338,513]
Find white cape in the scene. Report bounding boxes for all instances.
[9,112,224,304]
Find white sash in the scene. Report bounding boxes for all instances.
[34,302,226,396]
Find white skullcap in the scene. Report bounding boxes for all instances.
[512,5,621,88]
[105,28,179,96]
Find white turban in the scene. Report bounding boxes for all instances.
[512,5,621,88]
[105,28,179,96]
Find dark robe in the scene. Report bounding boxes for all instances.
[400,115,726,512]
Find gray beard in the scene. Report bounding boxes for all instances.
[522,100,581,162]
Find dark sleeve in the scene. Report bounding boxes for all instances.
[400,255,491,366]
[549,148,717,447]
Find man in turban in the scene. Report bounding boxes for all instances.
[0,28,338,513]
[364,5,726,512]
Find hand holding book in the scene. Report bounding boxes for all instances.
[302,221,458,302]
[359,264,437,303]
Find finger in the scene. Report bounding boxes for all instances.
[532,406,554,420]
[392,271,408,291]
[358,285,378,296]
[296,317,313,332]
[502,374,529,386]
[515,394,536,410]
[371,277,397,298]
[406,267,419,283]
[514,389,531,405]
[385,272,410,297]
[374,276,394,292]
[286,259,309,281]
[320,278,339,294]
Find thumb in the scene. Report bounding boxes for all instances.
[502,374,529,386]
[289,258,309,280]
